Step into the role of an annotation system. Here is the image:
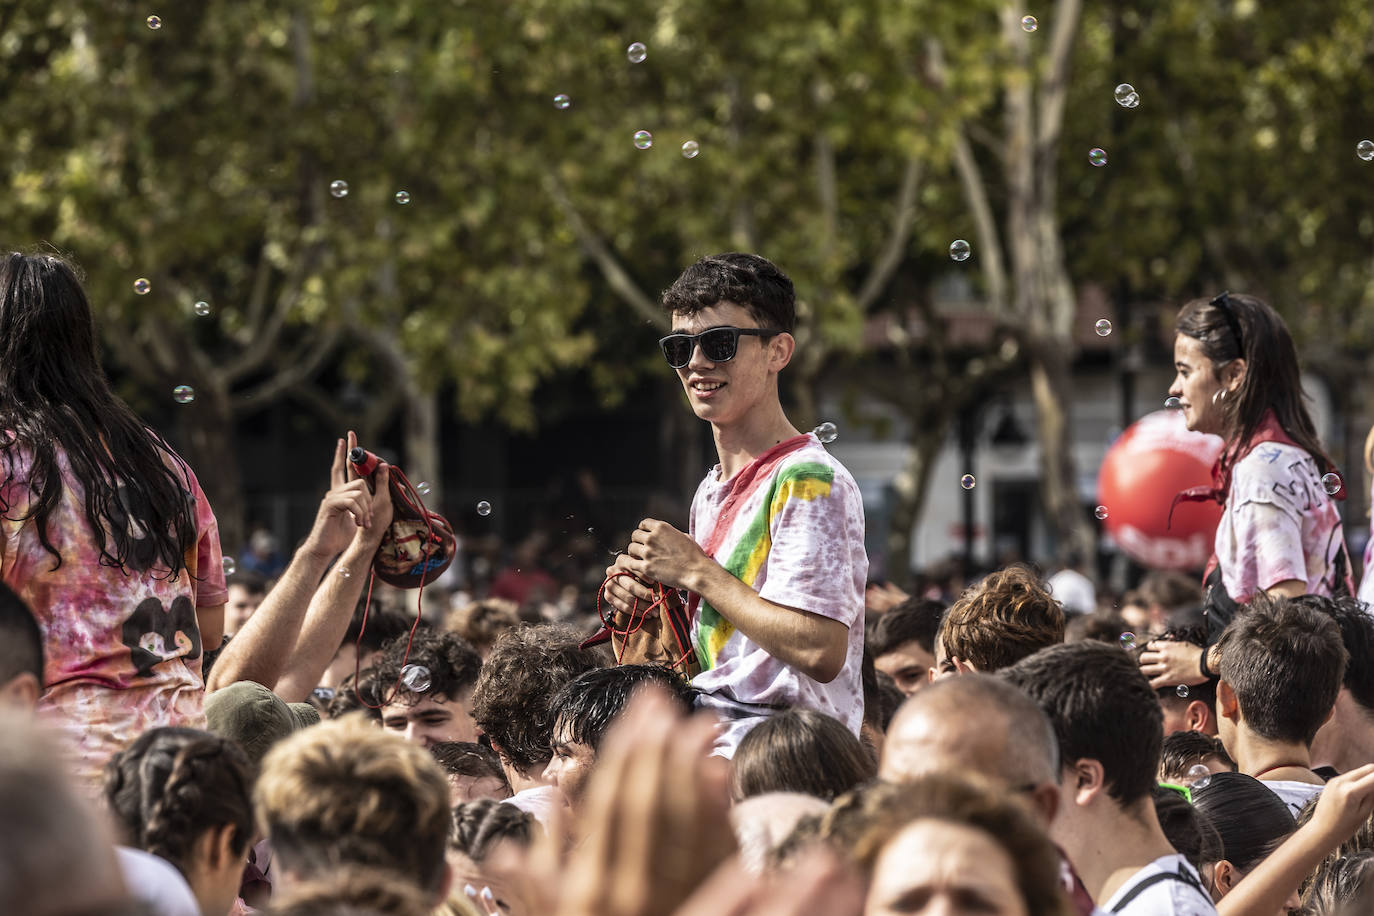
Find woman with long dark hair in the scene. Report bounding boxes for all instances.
[0,252,227,791]
[1139,292,1351,689]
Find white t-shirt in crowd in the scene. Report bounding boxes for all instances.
[1100,855,1216,915]
[1263,779,1323,817]
[502,784,563,827]
[116,846,201,916]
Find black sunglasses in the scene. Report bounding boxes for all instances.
[658,326,780,369]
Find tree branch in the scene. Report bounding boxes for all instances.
[855,156,923,312]
[222,238,325,382]
[1036,0,1083,153]
[815,130,838,263]
[230,322,341,412]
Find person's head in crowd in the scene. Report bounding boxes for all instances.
[732,708,876,803]
[327,670,383,723]
[1151,627,1219,735]
[1189,772,1297,906]
[470,623,604,792]
[430,741,511,805]
[859,654,904,760]
[372,629,483,748]
[1137,571,1201,634]
[1002,641,1176,901]
[445,598,520,659]
[881,673,1061,827]
[321,604,425,690]
[1117,589,1151,636]
[0,582,43,710]
[104,726,255,916]
[1216,594,1346,774]
[206,679,320,774]
[1158,731,1236,785]
[1305,849,1374,916]
[934,564,1064,679]
[869,597,944,696]
[224,569,269,636]
[543,664,694,810]
[0,711,138,916]
[1297,594,1374,776]
[1063,611,1129,644]
[849,775,1073,916]
[449,798,535,865]
[1151,784,1220,872]
[261,866,438,916]
[730,792,830,875]
[256,715,453,904]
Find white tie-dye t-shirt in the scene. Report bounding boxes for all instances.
[687,433,867,755]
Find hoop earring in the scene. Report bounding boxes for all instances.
[1212,389,1228,406]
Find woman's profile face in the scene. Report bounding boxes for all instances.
[865,819,1030,916]
[1170,334,1227,437]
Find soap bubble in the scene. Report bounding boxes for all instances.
[223,557,237,576]
[1176,684,1190,698]
[329,179,349,198]
[146,15,162,29]
[401,664,432,693]
[1119,631,1135,649]
[1358,140,1374,162]
[172,385,195,404]
[1095,505,1109,520]
[813,422,838,444]
[133,278,151,295]
[949,239,971,262]
[1114,83,1140,108]
[627,41,647,63]
[1089,148,1108,167]
[553,93,571,110]
[394,190,411,204]
[1188,764,1211,785]
[417,481,432,496]
[193,300,211,317]
[1021,15,1038,31]
[1322,472,1342,495]
[633,130,653,150]
[1165,396,1182,410]
[476,500,492,517]
[681,140,700,159]
[1095,318,1112,336]
[961,474,976,490]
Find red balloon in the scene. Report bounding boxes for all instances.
[1097,410,1225,571]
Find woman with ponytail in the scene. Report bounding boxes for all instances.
[105,726,254,916]
[0,252,227,791]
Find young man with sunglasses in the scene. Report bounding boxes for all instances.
[605,253,867,756]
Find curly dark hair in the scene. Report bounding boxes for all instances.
[940,564,1065,672]
[550,664,695,752]
[661,252,796,333]
[372,628,482,706]
[449,798,535,863]
[104,727,254,880]
[469,623,605,775]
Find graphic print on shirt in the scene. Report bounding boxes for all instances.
[121,595,202,678]
[694,461,834,670]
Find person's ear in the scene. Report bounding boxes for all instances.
[1028,782,1060,827]
[1223,358,1247,394]
[1216,680,1240,722]
[1067,758,1106,807]
[0,673,40,711]
[1212,859,1240,896]
[1186,699,1213,734]
[769,332,796,371]
[927,666,939,684]
[952,657,979,675]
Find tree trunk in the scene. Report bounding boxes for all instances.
[402,385,441,500]
[1026,340,1093,562]
[885,423,950,590]
[178,382,246,551]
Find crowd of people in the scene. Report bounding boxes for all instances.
[4,249,1374,916]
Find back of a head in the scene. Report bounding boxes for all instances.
[1306,849,1374,916]
[345,604,424,658]
[731,792,830,875]
[256,715,451,896]
[881,673,1059,788]
[1002,641,1162,806]
[732,708,875,802]
[226,568,270,597]
[1219,593,1347,746]
[0,582,43,700]
[1152,785,1221,872]
[1159,731,1234,784]
[1190,772,1296,873]
[445,599,519,654]
[373,629,482,705]
[1294,594,1374,714]
[449,798,535,863]
[430,742,507,787]
[869,598,944,658]
[469,624,604,774]
[1064,612,1130,644]
[550,664,695,752]
[104,726,254,879]
[264,866,435,916]
[1138,571,1201,614]
[940,565,1065,672]
[661,252,796,333]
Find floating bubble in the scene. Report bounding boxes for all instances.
[146,15,162,29]
[337,566,351,579]
[949,239,971,262]
[223,557,237,576]
[1089,148,1108,167]
[1176,684,1190,698]
[476,500,492,517]
[553,93,571,110]
[633,130,653,150]
[1322,472,1342,495]
[1165,396,1182,410]
[813,421,838,444]
[172,385,195,404]
[1114,83,1140,109]
[394,190,411,204]
[401,664,432,692]
[193,300,211,317]
[1021,15,1038,31]
[133,278,151,295]
[1119,631,1135,649]
[1095,505,1109,520]
[329,179,349,198]
[1187,764,1211,785]
[681,140,700,159]
[961,474,976,490]
[417,481,432,495]
[1359,140,1374,162]
[627,41,647,63]
[1095,318,1112,336]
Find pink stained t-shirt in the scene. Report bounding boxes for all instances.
[0,443,227,793]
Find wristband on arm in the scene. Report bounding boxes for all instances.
[1198,645,1216,680]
